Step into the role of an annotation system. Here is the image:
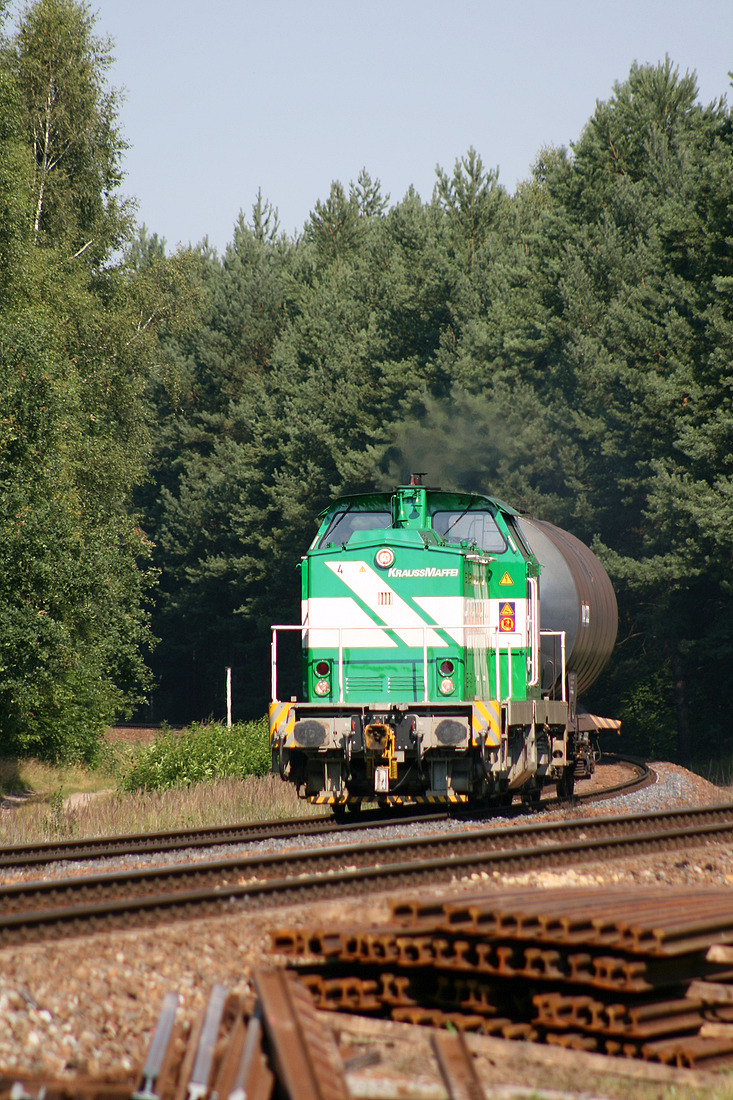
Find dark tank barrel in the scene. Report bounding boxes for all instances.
[515,518,617,695]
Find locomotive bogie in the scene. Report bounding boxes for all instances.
[269,481,618,809]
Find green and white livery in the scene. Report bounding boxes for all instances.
[270,479,618,811]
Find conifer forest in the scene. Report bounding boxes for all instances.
[1,0,732,766]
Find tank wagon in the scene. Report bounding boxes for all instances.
[269,478,618,811]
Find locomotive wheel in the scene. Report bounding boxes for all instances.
[331,800,362,821]
[557,765,576,801]
[521,784,542,811]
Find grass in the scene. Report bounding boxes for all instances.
[691,757,733,788]
[0,755,117,800]
[0,720,322,846]
[0,773,321,846]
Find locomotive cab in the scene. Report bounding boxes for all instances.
[269,482,617,811]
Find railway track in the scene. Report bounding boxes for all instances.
[2,801,733,948]
[0,753,649,871]
[0,805,426,870]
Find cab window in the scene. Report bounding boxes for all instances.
[318,510,391,548]
[433,510,506,552]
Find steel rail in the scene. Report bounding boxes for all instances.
[0,806,443,870]
[576,753,653,803]
[0,798,724,918]
[0,754,648,870]
[2,803,733,947]
[431,1030,488,1100]
[1,801,731,919]
[254,969,348,1100]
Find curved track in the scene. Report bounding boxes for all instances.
[0,753,651,871]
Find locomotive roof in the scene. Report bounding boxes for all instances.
[316,487,521,520]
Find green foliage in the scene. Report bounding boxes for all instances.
[306,180,364,262]
[6,0,132,261]
[2,22,730,769]
[615,669,677,760]
[0,0,203,761]
[127,223,167,269]
[434,146,506,262]
[0,66,33,296]
[0,312,157,761]
[119,718,271,791]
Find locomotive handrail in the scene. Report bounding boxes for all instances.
[271,623,440,703]
[270,623,530,705]
[270,624,309,703]
[528,576,540,686]
[540,629,567,701]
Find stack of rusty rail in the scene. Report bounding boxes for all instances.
[271,885,733,1070]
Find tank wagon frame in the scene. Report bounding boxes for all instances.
[269,479,618,811]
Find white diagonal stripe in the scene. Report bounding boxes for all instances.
[305,597,397,648]
[326,560,447,648]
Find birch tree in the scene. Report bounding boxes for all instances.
[7,0,130,262]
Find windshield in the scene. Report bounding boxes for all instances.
[318,510,392,548]
[432,509,506,552]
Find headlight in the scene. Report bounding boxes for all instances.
[439,677,455,695]
[314,679,330,696]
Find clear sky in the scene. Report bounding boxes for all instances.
[27,0,733,254]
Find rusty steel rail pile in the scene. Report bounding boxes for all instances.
[8,915,733,1100]
[272,885,733,1070]
[7,925,733,1100]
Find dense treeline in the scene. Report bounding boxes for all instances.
[0,0,199,760]
[1,0,731,765]
[147,64,733,765]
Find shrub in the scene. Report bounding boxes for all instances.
[119,718,270,791]
[615,669,677,760]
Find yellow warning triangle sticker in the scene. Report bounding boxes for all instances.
[500,602,514,616]
[499,571,513,586]
[359,566,366,572]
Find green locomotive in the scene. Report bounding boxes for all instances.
[269,478,617,810]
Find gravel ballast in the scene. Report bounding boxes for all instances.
[0,760,730,1090]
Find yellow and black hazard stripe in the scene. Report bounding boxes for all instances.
[576,713,622,734]
[383,792,468,805]
[471,699,502,747]
[268,700,295,744]
[309,794,362,806]
[307,792,469,806]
